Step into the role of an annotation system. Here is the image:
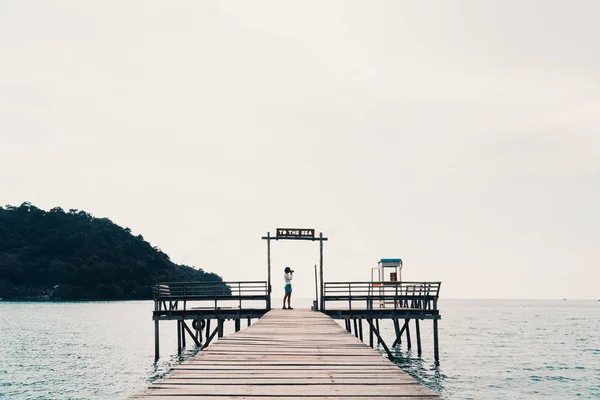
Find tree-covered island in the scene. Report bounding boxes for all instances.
[0,202,224,300]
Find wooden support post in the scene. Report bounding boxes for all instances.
[154,320,160,361]
[202,325,219,350]
[358,319,363,341]
[177,320,182,353]
[393,319,401,347]
[433,318,439,364]
[416,319,422,356]
[195,319,200,344]
[366,319,393,360]
[393,320,408,347]
[353,319,359,338]
[345,319,351,332]
[218,319,224,338]
[205,319,211,343]
[235,319,241,332]
[267,233,272,310]
[181,320,186,348]
[182,321,201,347]
[368,318,374,348]
[405,319,411,350]
[375,319,381,345]
[247,318,251,327]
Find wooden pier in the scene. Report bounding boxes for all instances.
[151,280,441,363]
[152,281,270,360]
[133,309,440,399]
[144,230,442,398]
[322,281,441,362]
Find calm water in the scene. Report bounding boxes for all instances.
[1,299,599,399]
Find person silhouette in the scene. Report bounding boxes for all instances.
[282,267,294,309]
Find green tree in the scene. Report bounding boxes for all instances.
[0,203,224,300]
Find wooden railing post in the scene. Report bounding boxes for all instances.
[314,264,319,311]
[348,283,352,311]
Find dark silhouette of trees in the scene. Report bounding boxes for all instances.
[0,202,223,300]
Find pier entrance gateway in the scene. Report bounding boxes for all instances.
[261,228,328,310]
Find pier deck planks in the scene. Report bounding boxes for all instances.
[132,309,439,399]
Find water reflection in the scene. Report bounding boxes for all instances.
[147,346,201,383]
[380,345,447,397]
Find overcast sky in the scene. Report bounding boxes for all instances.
[1,1,599,300]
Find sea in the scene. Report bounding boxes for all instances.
[1,299,599,399]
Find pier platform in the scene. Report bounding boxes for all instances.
[133,309,439,399]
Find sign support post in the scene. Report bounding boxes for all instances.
[319,232,324,311]
[266,231,271,310]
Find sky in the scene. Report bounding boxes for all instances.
[1,1,599,300]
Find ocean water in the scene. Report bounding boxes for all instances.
[0,299,599,399]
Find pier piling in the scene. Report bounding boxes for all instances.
[433,318,440,364]
[154,320,159,361]
[405,318,411,350]
[416,319,422,355]
[176,320,182,353]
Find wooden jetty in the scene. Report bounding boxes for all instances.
[151,280,441,363]
[322,281,441,362]
[144,229,442,398]
[152,281,270,359]
[133,309,440,399]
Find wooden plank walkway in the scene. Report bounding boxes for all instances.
[132,309,440,399]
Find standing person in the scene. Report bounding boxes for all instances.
[283,267,294,310]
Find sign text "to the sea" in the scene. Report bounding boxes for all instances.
[276,228,315,239]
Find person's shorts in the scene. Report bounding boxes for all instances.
[284,284,292,293]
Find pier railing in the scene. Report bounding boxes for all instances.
[322,281,441,311]
[153,281,269,312]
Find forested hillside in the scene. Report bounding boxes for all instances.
[0,202,223,300]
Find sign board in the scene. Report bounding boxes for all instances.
[276,228,315,239]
